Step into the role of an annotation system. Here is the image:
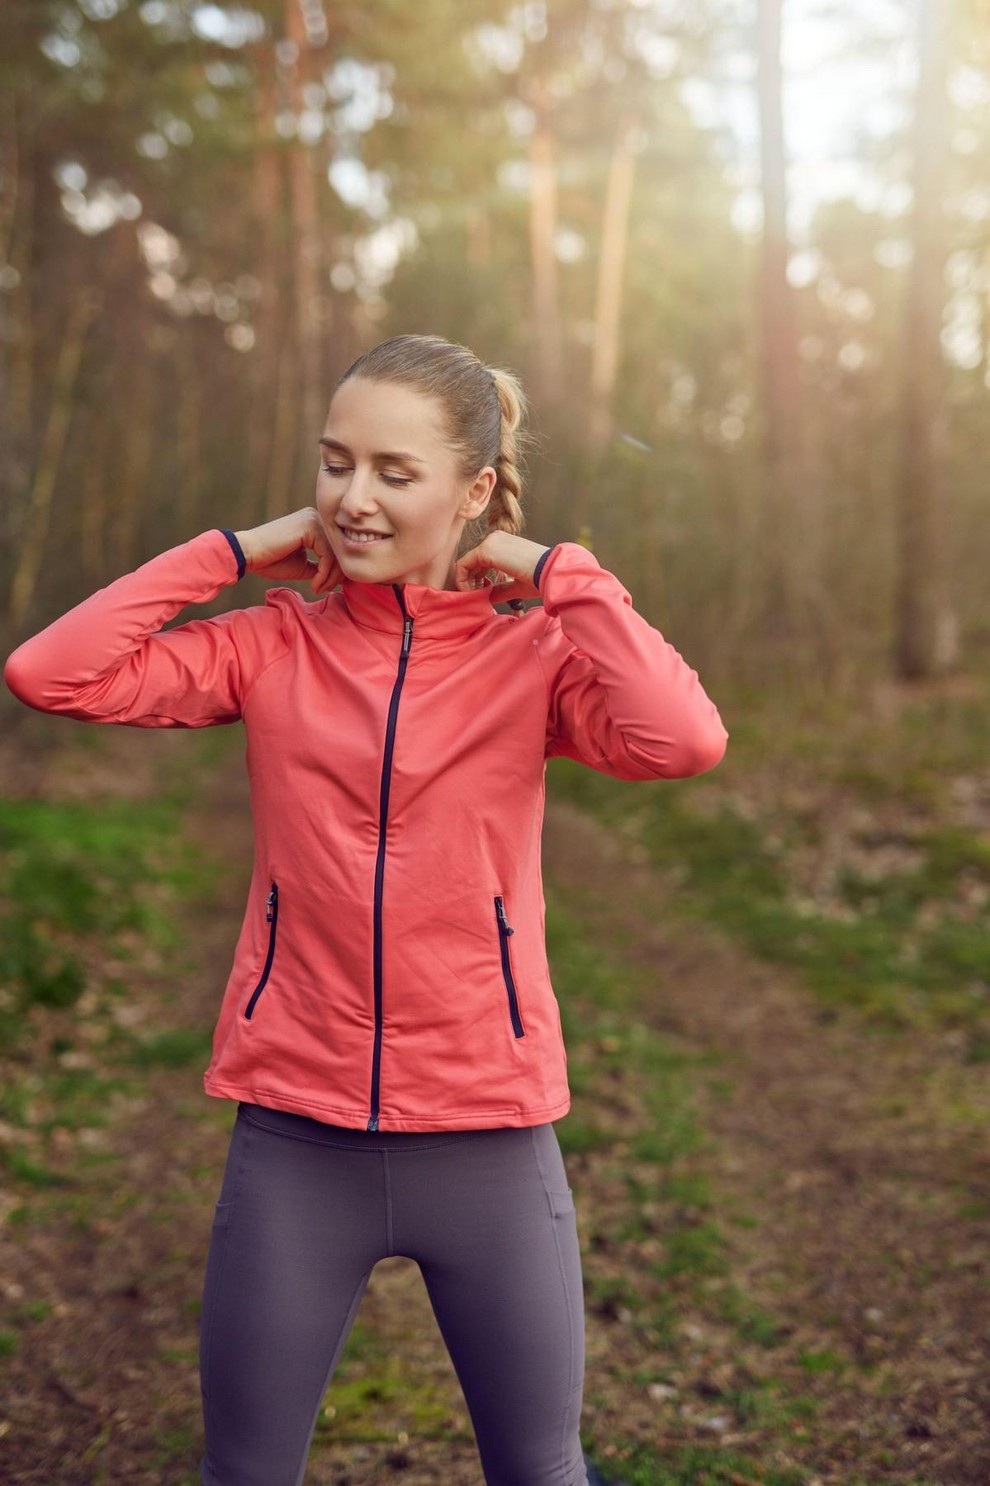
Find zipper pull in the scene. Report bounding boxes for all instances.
[401,616,413,656]
[495,896,514,935]
[367,1115,379,1133]
[266,885,277,922]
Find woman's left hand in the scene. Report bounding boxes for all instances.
[453,533,551,603]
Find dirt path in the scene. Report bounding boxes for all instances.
[541,798,990,1484]
[3,732,988,1483]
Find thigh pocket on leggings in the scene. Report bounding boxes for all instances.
[212,1200,234,1228]
[548,1187,575,1218]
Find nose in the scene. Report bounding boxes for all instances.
[336,467,381,523]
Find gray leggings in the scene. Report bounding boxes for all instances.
[199,1102,588,1486]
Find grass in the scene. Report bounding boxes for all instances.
[547,675,990,1041]
[599,1440,808,1485]
[0,723,222,1204]
[0,792,209,1042]
[313,1318,469,1446]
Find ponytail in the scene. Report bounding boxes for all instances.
[485,367,527,538]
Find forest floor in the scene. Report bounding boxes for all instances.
[1,702,987,1486]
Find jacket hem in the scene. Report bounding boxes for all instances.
[532,544,557,590]
[203,1077,571,1131]
[218,527,247,580]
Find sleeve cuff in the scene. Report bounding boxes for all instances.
[218,528,247,580]
[533,545,557,591]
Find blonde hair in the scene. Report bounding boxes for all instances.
[334,334,530,548]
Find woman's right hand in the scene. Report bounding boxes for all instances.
[234,509,342,596]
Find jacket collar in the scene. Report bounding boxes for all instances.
[338,575,500,640]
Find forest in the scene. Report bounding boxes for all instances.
[1,3,988,1484]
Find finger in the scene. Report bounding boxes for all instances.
[452,545,491,590]
[311,551,332,593]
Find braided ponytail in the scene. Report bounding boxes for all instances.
[485,368,527,539]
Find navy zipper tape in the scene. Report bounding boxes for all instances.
[219,528,247,580]
[494,895,525,1038]
[532,545,556,591]
[367,590,414,1132]
[244,882,279,1019]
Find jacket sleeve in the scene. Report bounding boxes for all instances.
[3,529,285,728]
[531,542,728,781]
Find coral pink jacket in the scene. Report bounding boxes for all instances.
[4,528,727,1131]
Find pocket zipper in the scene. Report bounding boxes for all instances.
[244,882,279,1020]
[494,895,525,1038]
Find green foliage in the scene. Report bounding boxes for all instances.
[0,1147,68,1187]
[124,1026,214,1069]
[798,1347,848,1374]
[0,796,195,1036]
[548,720,990,1034]
[599,1439,808,1486]
[716,1284,787,1348]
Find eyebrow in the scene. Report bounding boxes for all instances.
[318,436,427,465]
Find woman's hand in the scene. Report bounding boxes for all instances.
[234,509,342,596]
[453,533,551,603]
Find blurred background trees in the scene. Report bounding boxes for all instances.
[1,0,987,689]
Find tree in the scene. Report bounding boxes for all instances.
[755,0,814,648]
[895,0,956,679]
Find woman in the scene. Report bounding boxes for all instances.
[4,333,727,1486]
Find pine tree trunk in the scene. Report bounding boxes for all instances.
[285,0,328,488]
[0,91,36,616]
[588,115,638,452]
[8,287,103,628]
[895,0,955,679]
[755,0,811,643]
[247,33,288,527]
[528,72,562,409]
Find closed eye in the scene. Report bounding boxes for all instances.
[320,462,412,489]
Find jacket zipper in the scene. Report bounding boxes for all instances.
[244,882,279,1020]
[367,597,414,1131]
[494,895,525,1038]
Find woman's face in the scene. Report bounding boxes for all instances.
[315,377,495,590]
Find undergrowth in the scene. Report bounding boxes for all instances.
[547,677,990,1045]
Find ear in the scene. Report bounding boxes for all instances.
[459,465,497,522]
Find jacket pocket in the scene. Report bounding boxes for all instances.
[244,882,279,1020]
[494,895,525,1038]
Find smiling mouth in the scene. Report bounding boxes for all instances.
[337,525,393,544]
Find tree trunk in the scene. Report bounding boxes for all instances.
[247,33,288,527]
[895,0,954,679]
[588,115,638,452]
[114,315,155,575]
[527,72,563,409]
[265,315,302,522]
[467,205,491,268]
[176,327,202,543]
[80,398,113,590]
[285,0,329,484]
[755,0,811,642]
[8,287,103,629]
[0,90,36,595]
